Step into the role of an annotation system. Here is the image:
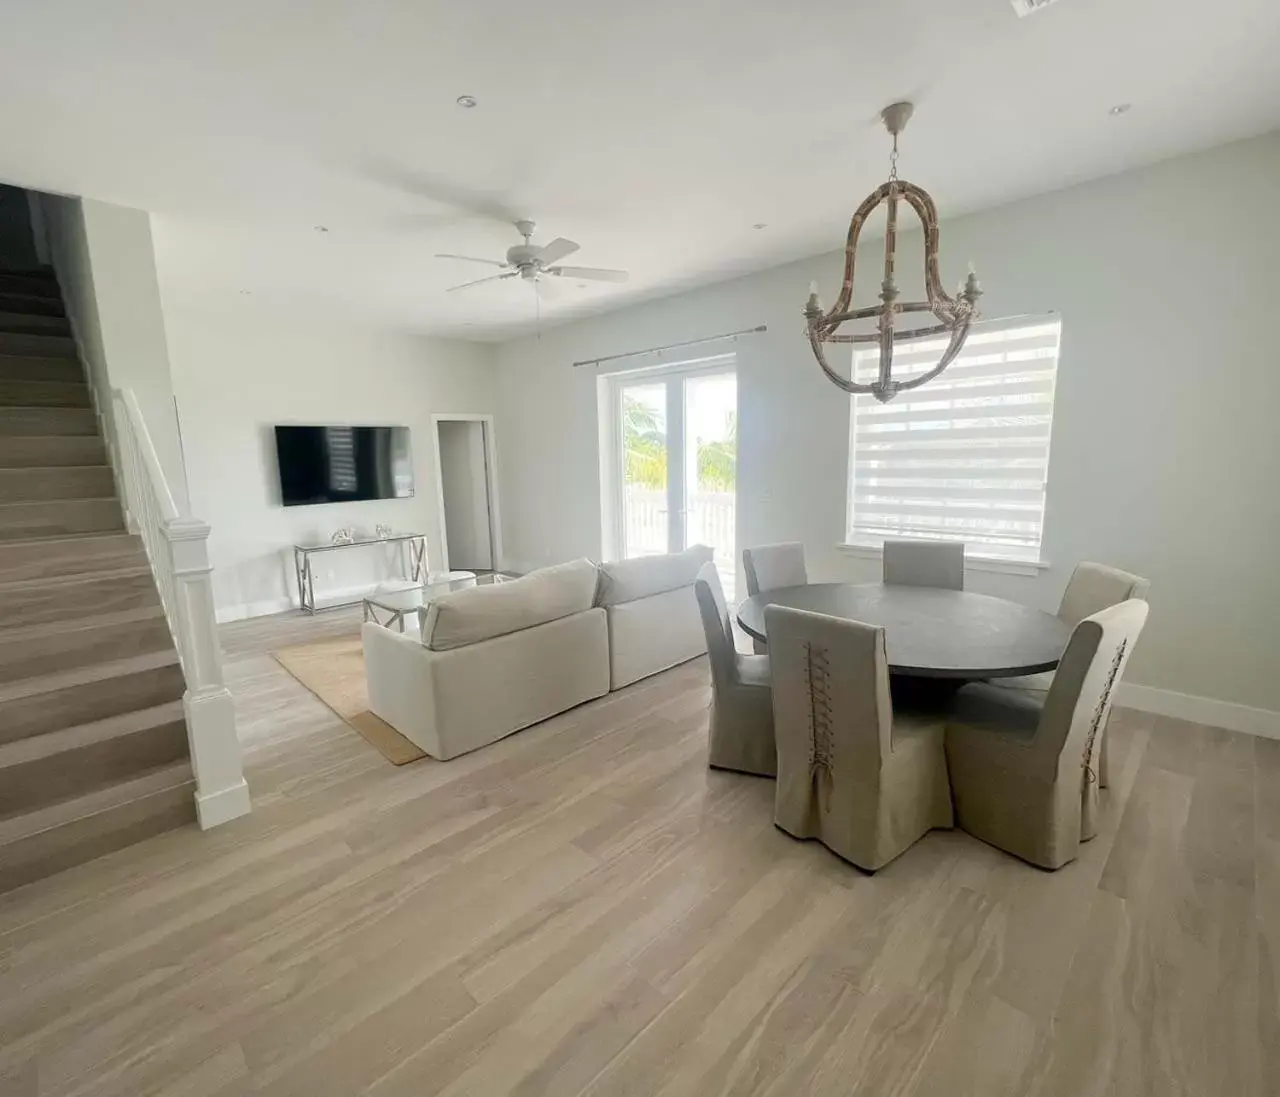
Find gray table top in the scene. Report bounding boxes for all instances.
[736,582,1072,679]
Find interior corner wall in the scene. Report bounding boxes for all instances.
[158,304,499,621]
[492,130,1280,715]
[40,194,188,510]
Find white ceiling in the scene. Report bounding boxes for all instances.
[1,0,1277,340]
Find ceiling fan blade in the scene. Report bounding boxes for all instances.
[547,265,630,283]
[535,237,580,267]
[435,253,509,269]
[534,277,560,300]
[446,272,519,292]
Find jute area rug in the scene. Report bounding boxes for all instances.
[272,636,426,765]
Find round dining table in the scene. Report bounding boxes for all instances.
[736,582,1071,680]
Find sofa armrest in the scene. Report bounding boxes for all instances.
[361,623,442,757]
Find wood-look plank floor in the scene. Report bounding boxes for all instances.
[0,607,1270,1096]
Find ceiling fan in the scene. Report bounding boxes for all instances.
[436,220,629,297]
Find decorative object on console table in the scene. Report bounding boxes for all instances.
[293,532,428,613]
[375,523,393,540]
[331,527,355,546]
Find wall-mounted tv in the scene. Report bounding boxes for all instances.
[274,425,413,507]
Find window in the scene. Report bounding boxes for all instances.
[847,318,1061,562]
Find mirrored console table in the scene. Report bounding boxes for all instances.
[293,533,427,614]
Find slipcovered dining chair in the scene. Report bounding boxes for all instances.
[743,542,808,654]
[995,561,1150,786]
[945,599,1149,869]
[694,562,776,777]
[766,604,953,871]
[882,539,965,590]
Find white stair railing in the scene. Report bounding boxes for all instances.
[111,388,250,829]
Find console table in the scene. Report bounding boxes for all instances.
[292,533,427,614]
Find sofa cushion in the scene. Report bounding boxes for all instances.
[422,558,599,651]
[595,544,714,607]
[606,584,707,689]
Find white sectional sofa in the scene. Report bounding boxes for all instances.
[362,558,609,760]
[596,544,712,690]
[361,547,714,760]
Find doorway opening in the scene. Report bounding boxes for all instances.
[432,416,500,573]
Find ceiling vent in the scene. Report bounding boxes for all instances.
[1011,0,1061,15]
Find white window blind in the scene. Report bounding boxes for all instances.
[848,318,1062,561]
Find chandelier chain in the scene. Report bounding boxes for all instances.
[889,133,899,183]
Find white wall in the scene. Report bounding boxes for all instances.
[42,195,188,509]
[160,304,498,620]
[494,132,1280,715]
[437,419,492,571]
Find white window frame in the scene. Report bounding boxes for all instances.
[841,316,1062,577]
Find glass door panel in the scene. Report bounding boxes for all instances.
[620,382,670,557]
[683,372,737,598]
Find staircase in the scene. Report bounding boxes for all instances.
[0,268,195,895]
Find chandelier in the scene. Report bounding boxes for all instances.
[804,102,982,403]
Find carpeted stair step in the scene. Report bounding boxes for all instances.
[0,466,114,503]
[0,700,188,821]
[0,434,105,468]
[0,565,159,629]
[0,648,186,746]
[0,760,195,895]
[0,531,145,583]
[0,379,91,408]
[0,605,172,685]
[0,406,97,436]
[0,312,71,336]
[0,355,84,383]
[0,331,76,358]
[0,497,124,541]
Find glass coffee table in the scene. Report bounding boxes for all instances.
[361,572,512,633]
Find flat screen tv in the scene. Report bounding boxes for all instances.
[274,425,413,507]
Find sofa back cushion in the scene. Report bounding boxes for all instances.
[595,544,714,607]
[422,558,600,651]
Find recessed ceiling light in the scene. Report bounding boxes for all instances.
[1109,103,1132,116]
[753,222,768,230]
[456,95,477,109]
[314,225,329,233]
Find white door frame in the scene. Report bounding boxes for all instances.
[602,355,736,561]
[430,413,504,573]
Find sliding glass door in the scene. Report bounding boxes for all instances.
[611,359,737,596]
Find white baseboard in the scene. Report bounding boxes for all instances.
[216,597,295,624]
[194,779,252,828]
[1116,683,1280,740]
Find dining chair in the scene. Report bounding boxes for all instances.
[742,542,808,653]
[944,598,1149,870]
[766,604,953,871]
[996,561,1150,787]
[694,562,776,777]
[882,539,965,590]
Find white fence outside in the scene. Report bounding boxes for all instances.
[623,487,736,597]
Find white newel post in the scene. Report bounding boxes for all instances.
[166,518,251,828]
[109,387,250,829]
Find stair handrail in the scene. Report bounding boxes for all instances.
[110,387,250,828]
